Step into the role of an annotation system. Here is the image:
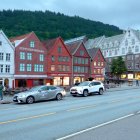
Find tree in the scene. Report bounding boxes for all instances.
[111,56,127,80]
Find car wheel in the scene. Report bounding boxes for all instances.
[99,88,104,95]
[83,90,88,97]
[26,96,34,104]
[72,95,77,97]
[56,93,62,100]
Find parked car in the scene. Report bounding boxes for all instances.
[13,85,66,104]
[70,81,104,97]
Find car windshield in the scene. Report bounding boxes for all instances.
[29,86,44,91]
[78,81,90,86]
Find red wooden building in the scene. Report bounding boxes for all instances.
[43,37,72,86]
[65,40,91,84]
[87,48,105,81]
[10,32,48,88]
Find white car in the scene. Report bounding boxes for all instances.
[70,81,104,97]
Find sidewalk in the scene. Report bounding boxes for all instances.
[0,84,140,104]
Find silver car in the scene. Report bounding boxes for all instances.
[13,85,66,104]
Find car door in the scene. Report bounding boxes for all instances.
[38,86,48,101]
[88,82,95,93]
[45,86,57,100]
[94,82,101,92]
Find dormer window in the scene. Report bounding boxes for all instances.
[30,41,35,48]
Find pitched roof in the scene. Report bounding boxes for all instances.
[10,32,33,47]
[42,37,58,52]
[66,40,82,55]
[87,48,99,59]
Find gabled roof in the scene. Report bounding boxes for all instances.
[87,48,99,59]
[87,48,105,61]
[43,37,72,56]
[66,41,82,55]
[65,35,87,44]
[85,36,105,49]
[42,37,58,52]
[10,32,33,47]
[0,30,15,50]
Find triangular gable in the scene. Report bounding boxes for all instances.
[10,32,33,47]
[0,30,15,50]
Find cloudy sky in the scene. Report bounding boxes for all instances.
[1,0,140,30]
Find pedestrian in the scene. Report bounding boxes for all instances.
[136,80,139,86]
[0,83,3,100]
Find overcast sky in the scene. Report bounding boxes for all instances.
[1,0,140,30]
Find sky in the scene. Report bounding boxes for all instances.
[1,0,140,30]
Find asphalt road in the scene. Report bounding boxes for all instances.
[0,88,140,140]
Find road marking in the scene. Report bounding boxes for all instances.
[67,104,97,112]
[0,112,56,125]
[56,114,134,140]
[0,106,29,111]
[110,99,122,103]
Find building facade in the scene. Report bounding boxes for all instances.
[43,37,72,86]
[0,30,15,88]
[87,48,105,81]
[10,32,48,88]
[65,37,91,84]
[86,29,140,80]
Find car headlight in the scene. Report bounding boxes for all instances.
[18,94,26,98]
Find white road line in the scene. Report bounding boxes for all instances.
[56,114,134,140]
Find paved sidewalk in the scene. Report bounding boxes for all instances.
[0,84,140,104]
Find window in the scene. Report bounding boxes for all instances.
[78,58,81,64]
[122,48,125,54]
[39,65,44,72]
[20,64,25,71]
[5,65,10,73]
[135,46,139,52]
[0,41,2,46]
[6,53,10,61]
[132,39,135,45]
[98,62,100,66]
[30,41,35,48]
[51,56,55,62]
[80,50,84,56]
[94,61,96,66]
[74,57,78,64]
[27,53,32,60]
[125,40,128,46]
[27,64,32,71]
[115,49,117,55]
[109,50,112,56]
[34,64,39,72]
[85,58,88,64]
[98,69,100,74]
[128,47,132,53]
[135,63,139,69]
[58,47,62,53]
[51,65,55,71]
[0,65,3,73]
[74,66,78,72]
[39,54,44,61]
[101,62,104,66]
[20,52,25,60]
[0,53,4,60]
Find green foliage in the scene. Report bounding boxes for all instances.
[111,56,127,77]
[0,10,122,40]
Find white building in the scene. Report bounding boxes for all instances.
[0,30,15,88]
[85,29,140,80]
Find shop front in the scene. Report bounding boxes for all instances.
[73,74,89,84]
[50,74,71,86]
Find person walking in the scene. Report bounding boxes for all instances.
[136,80,139,86]
[0,83,3,100]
